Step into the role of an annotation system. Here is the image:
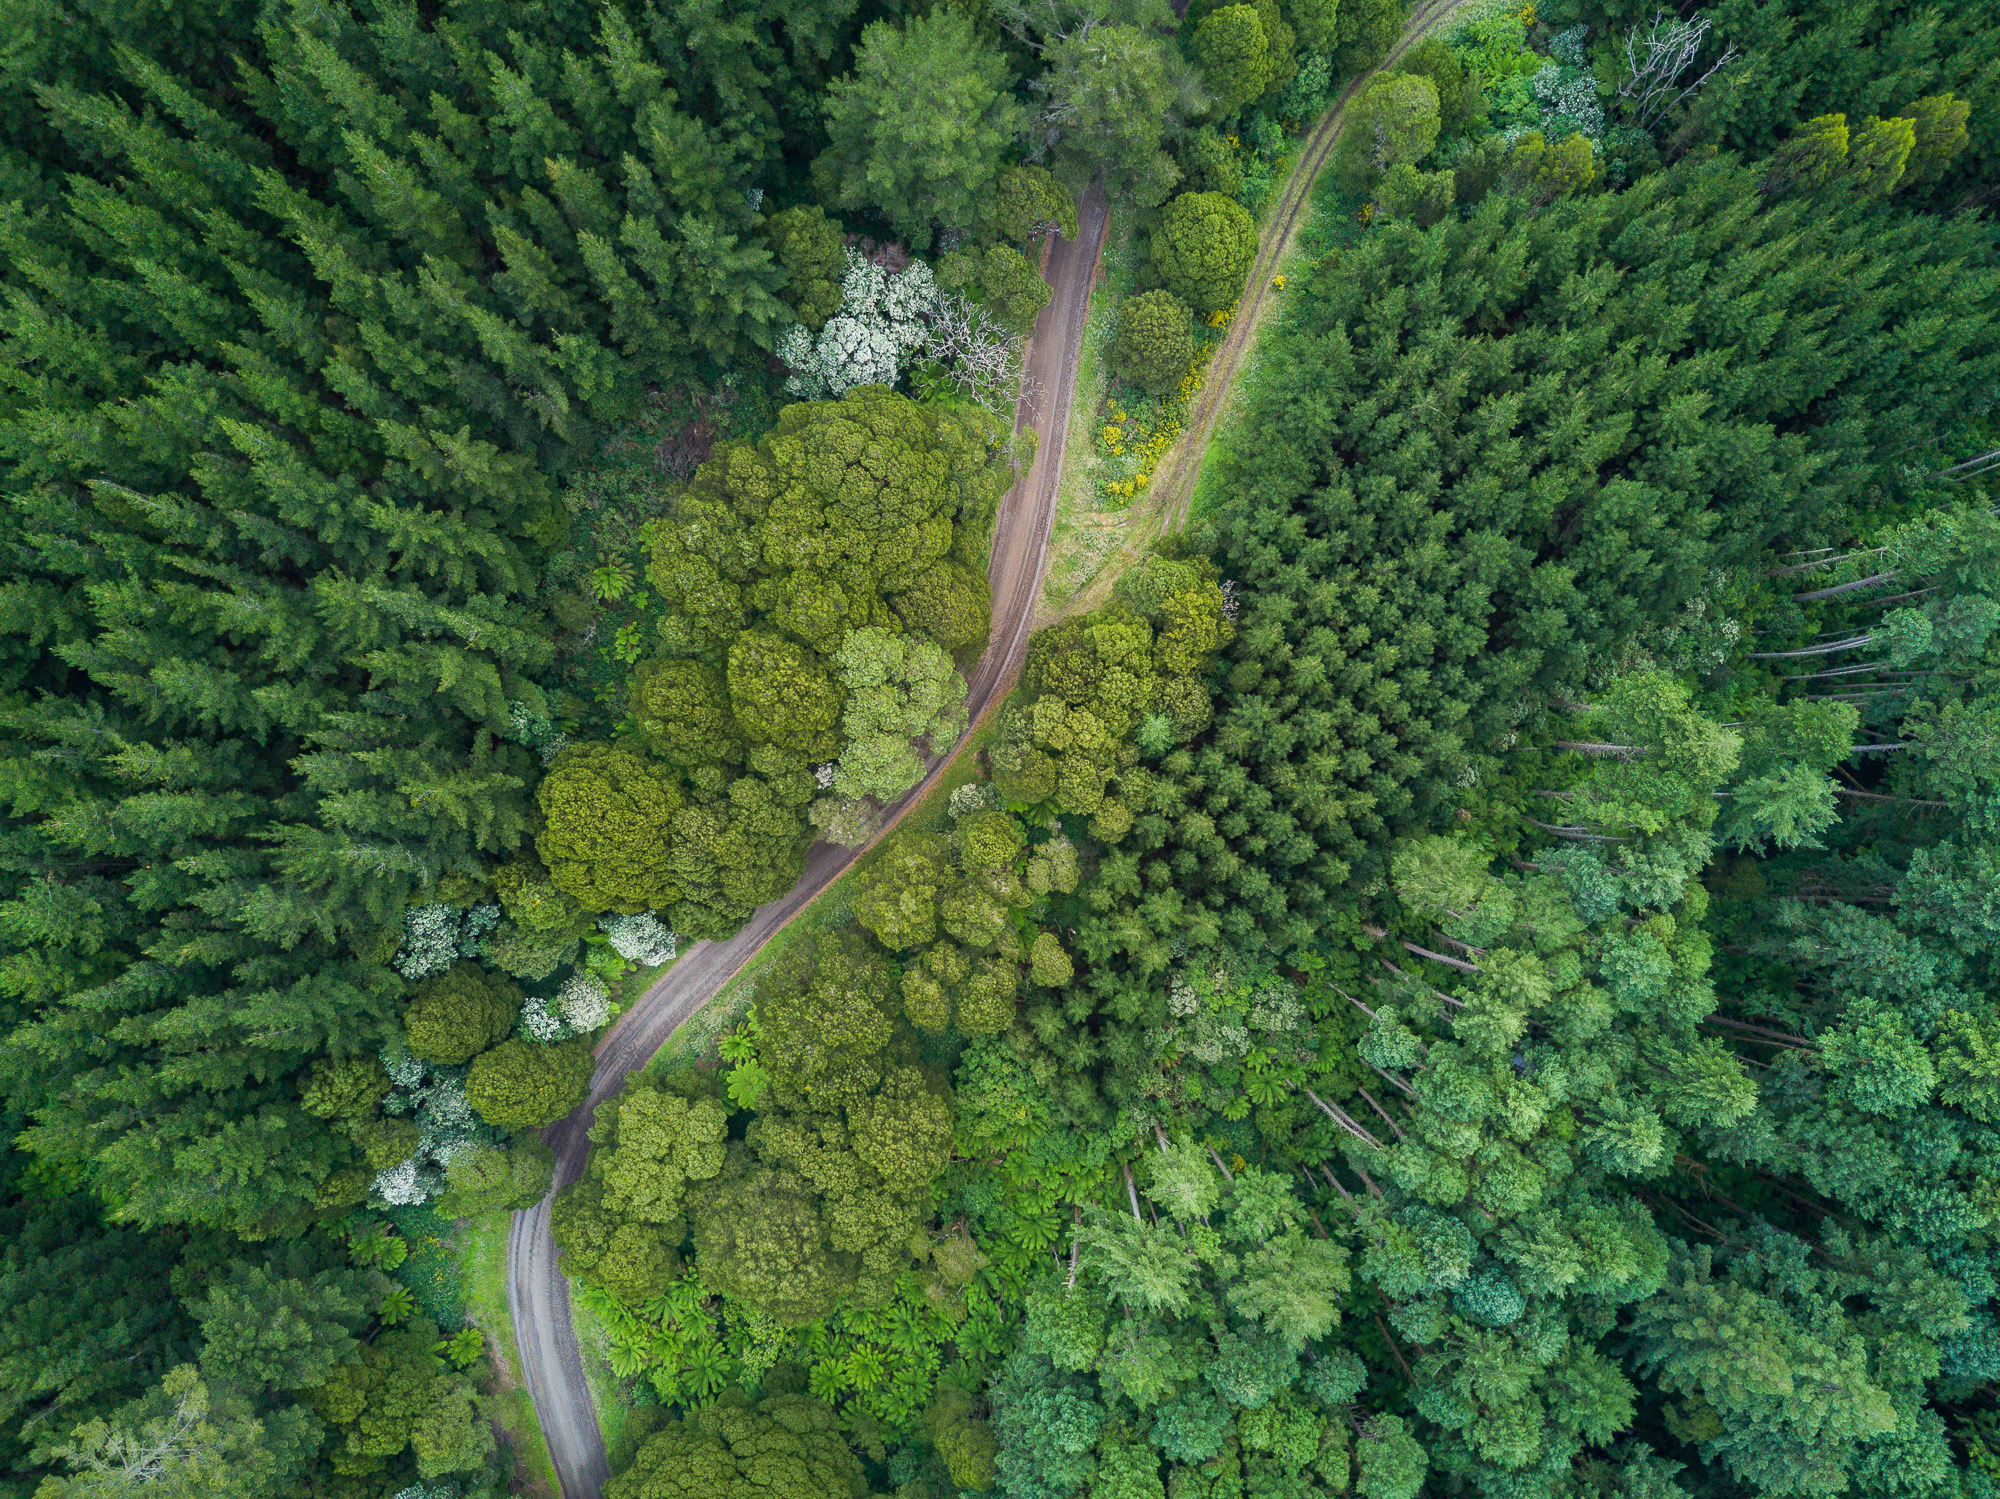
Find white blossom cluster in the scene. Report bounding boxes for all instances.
[1550,23,1590,69]
[1154,969,1303,1068]
[519,992,567,1042]
[775,251,937,399]
[519,971,615,1043]
[1532,57,1606,141]
[392,904,459,980]
[813,762,838,790]
[949,781,1002,819]
[507,700,569,764]
[391,902,500,980]
[1246,981,1304,1035]
[372,1044,484,1208]
[1624,577,1744,676]
[600,913,677,966]
[372,1159,427,1207]
[776,249,1023,412]
[558,972,611,1031]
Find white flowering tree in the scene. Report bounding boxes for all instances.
[557,972,611,1032]
[392,902,500,981]
[1530,27,1606,142]
[518,969,618,1044]
[775,247,1027,414]
[599,913,677,967]
[775,251,937,398]
[371,1044,489,1207]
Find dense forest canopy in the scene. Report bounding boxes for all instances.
[2,0,2000,1497]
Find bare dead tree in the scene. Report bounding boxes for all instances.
[1620,13,1741,133]
[919,291,1035,415]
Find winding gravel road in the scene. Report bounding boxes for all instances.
[506,183,1111,1499]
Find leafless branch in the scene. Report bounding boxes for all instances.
[1620,13,1740,132]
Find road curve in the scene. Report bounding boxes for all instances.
[506,184,1111,1499]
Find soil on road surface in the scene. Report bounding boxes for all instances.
[1053,0,1480,628]
[506,183,1112,1499]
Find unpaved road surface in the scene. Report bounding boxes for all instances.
[507,183,1110,1499]
[1118,0,1481,555]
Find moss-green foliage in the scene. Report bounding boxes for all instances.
[828,627,970,802]
[532,388,1012,938]
[552,1073,729,1303]
[1149,192,1258,314]
[1502,129,1599,204]
[403,967,523,1065]
[537,744,684,914]
[985,163,1080,244]
[1185,0,1297,106]
[893,560,993,653]
[1108,290,1198,397]
[1333,72,1441,188]
[434,1138,555,1218]
[465,1038,594,1129]
[1395,37,1481,133]
[630,658,740,768]
[1175,126,1246,198]
[766,206,846,330]
[1765,101,1972,199]
[727,631,847,763]
[647,387,1004,667]
[1189,6,1273,118]
[1028,931,1074,987]
[997,566,1234,828]
[605,1390,866,1499]
[938,242,1054,333]
[1330,0,1407,77]
[1282,0,1339,54]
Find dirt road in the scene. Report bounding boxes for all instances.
[506,184,1110,1499]
[1057,0,1476,611]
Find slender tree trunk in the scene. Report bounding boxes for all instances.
[1374,1313,1415,1379]
[1746,634,1877,659]
[1301,1086,1384,1151]
[1927,447,2000,480]
[1400,940,1480,974]
[1334,984,1380,1021]
[1860,585,1938,608]
[1769,545,1886,577]
[1526,819,1631,843]
[1832,785,1948,810]
[1355,1088,1407,1139]
[1376,958,1467,1008]
[1122,1163,1143,1222]
[1366,1057,1419,1097]
[1705,1014,1817,1048]
[1783,662,1920,681]
[1793,571,1895,602]
[1550,740,1650,756]
[1206,1145,1235,1181]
